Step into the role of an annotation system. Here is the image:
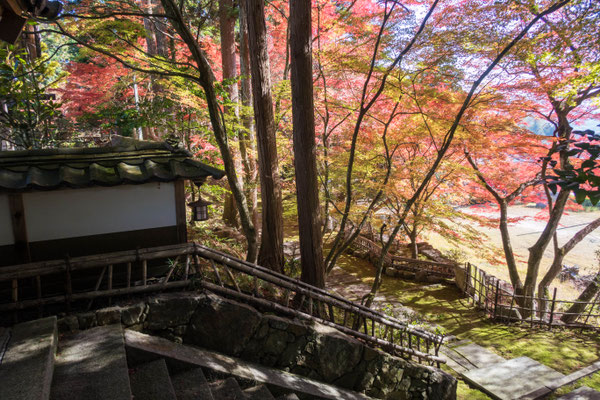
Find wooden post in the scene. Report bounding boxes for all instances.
[64,255,73,313]
[493,280,500,319]
[549,287,557,330]
[479,270,485,308]
[142,260,148,286]
[174,179,188,243]
[126,262,132,288]
[210,260,223,287]
[8,193,31,263]
[581,292,600,333]
[184,254,190,281]
[530,295,535,329]
[11,278,18,323]
[107,264,113,305]
[484,278,490,315]
[36,275,42,317]
[465,262,470,294]
[507,290,517,324]
[87,266,107,311]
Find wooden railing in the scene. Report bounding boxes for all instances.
[350,234,455,279]
[462,262,600,331]
[0,242,445,366]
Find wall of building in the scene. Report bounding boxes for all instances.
[0,182,181,265]
[23,182,176,241]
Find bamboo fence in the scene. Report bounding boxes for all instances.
[349,232,600,331]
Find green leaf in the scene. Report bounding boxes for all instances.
[574,188,587,204]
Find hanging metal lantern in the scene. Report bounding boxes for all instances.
[188,195,211,221]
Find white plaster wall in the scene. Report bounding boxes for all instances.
[0,194,14,246]
[23,182,177,242]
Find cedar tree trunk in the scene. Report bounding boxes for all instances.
[243,0,284,272]
[290,0,325,288]
[220,0,241,228]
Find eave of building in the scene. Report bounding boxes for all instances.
[0,136,225,192]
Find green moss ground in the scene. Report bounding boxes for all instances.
[334,252,600,397]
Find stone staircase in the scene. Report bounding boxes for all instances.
[0,316,373,400]
[442,340,600,400]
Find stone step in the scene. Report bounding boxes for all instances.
[452,343,506,369]
[129,359,177,400]
[243,384,275,400]
[124,329,374,400]
[0,326,10,360]
[462,356,564,400]
[208,377,246,400]
[50,324,132,400]
[170,367,214,400]
[557,386,600,400]
[0,316,58,400]
[276,394,300,400]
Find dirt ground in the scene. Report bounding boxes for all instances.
[426,205,600,300]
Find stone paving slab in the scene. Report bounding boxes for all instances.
[129,358,177,400]
[50,324,132,400]
[548,361,600,391]
[557,386,600,400]
[453,343,506,369]
[462,356,564,400]
[0,316,57,400]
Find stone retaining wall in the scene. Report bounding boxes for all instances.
[57,291,456,399]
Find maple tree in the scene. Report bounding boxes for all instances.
[454,0,600,314]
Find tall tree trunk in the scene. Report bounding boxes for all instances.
[290,0,325,288]
[244,0,284,272]
[561,272,600,324]
[160,0,258,262]
[538,217,600,317]
[409,224,418,259]
[220,0,241,228]
[522,107,573,300]
[239,4,259,230]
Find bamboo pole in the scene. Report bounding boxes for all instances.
[64,255,73,312]
[107,264,113,305]
[87,266,107,311]
[493,280,500,319]
[142,260,148,286]
[126,262,132,288]
[0,281,191,312]
[549,287,557,330]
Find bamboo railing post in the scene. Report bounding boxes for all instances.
[493,280,500,319]
[87,266,107,311]
[210,260,223,287]
[64,254,73,313]
[222,264,241,292]
[465,263,471,299]
[142,260,148,286]
[184,254,190,281]
[107,264,113,305]
[581,292,600,333]
[194,255,201,275]
[328,304,335,323]
[549,287,557,330]
[530,295,535,329]
[11,278,18,323]
[126,262,132,288]
[36,275,42,317]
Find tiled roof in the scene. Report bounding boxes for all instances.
[0,136,225,191]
